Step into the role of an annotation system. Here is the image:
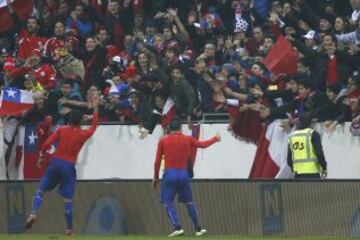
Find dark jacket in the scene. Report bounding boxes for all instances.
[171,78,195,117]
[270,92,329,121]
[292,38,356,91]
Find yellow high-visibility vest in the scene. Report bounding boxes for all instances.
[288,128,320,174]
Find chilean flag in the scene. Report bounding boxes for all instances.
[249,120,293,179]
[20,121,54,179]
[23,125,43,179]
[0,88,34,117]
[152,97,176,129]
[0,0,33,33]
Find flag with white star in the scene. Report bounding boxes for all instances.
[22,125,49,179]
[0,87,34,116]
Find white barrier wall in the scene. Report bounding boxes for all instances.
[74,123,360,179]
[76,124,257,179]
[1,122,359,179]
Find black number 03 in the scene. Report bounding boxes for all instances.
[293,142,305,150]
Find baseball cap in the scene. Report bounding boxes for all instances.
[303,30,316,40]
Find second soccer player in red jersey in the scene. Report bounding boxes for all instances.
[153,117,221,237]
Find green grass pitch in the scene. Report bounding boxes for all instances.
[1,236,360,240]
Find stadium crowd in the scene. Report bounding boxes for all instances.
[0,0,360,139]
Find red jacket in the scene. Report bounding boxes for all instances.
[17,31,47,60]
[154,132,218,179]
[43,36,79,57]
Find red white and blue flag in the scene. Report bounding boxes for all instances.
[249,120,293,179]
[0,88,34,117]
[22,125,43,179]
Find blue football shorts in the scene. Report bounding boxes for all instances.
[38,158,76,199]
[160,168,193,204]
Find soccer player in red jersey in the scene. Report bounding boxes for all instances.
[152,117,221,237]
[25,96,100,235]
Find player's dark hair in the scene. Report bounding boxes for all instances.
[69,110,83,126]
[168,117,182,131]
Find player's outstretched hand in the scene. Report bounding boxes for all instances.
[215,132,221,142]
[320,169,328,179]
[152,178,159,190]
[139,128,150,140]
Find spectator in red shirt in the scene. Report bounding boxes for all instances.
[9,49,56,90]
[44,21,79,58]
[16,17,48,60]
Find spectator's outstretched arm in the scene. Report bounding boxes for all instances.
[336,31,359,45]
[167,8,190,41]
[291,37,318,59]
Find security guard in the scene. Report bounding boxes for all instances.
[287,115,327,179]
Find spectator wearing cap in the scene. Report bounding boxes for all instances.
[303,30,319,50]
[9,49,56,90]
